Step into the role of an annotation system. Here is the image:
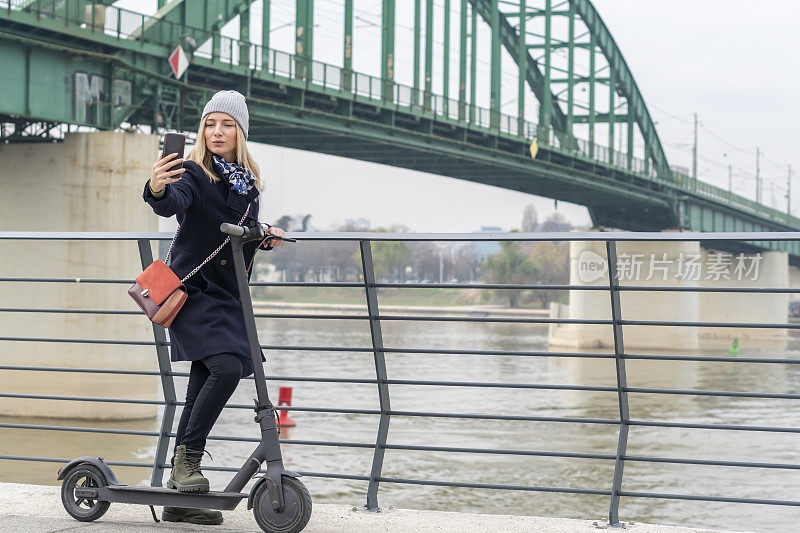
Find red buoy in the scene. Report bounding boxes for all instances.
[276,386,297,427]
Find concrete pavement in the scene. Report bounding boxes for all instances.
[0,482,746,532]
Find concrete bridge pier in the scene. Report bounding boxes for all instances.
[697,249,788,349]
[549,237,700,351]
[0,132,161,419]
[548,232,789,352]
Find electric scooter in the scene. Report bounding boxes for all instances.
[57,223,310,533]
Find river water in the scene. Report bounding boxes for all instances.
[3,314,800,532]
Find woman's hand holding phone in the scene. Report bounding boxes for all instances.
[150,152,186,194]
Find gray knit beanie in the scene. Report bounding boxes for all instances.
[201,90,249,139]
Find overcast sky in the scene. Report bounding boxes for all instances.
[592,0,799,210]
[119,0,799,231]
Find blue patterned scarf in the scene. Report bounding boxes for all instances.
[212,155,256,195]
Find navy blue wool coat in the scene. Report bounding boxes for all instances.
[143,159,266,375]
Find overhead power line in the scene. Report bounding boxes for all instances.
[698,122,753,155]
[647,102,694,125]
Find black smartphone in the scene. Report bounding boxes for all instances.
[161,132,186,172]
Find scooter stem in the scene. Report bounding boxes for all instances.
[229,236,271,412]
[225,235,286,511]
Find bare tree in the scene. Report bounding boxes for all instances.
[451,245,483,282]
[521,204,539,232]
[528,241,569,306]
[540,212,571,233]
[409,242,439,281]
[325,241,361,281]
[485,241,538,307]
[273,215,294,231]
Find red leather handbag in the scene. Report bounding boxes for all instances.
[130,203,251,328]
[128,260,187,328]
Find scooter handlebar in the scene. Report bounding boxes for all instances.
[220,223,265,240]
[220,223,297,242]
[220,222,246,237]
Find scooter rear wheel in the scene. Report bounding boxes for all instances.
[252,475,312,533]
[60,463,111,522]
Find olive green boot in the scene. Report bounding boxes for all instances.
[166,445,210,493]
[162,506,223,525]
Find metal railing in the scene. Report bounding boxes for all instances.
[2,230,800,528]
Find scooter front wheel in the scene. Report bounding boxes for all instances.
[60,463,111,522]
[253,475,312,533]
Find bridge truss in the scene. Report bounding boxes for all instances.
[1,0,798,258]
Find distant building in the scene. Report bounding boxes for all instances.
[471,226,503,258]
[344,217,371,230]
[670,164,691,177]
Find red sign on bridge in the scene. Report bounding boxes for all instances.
[168,46,189,79]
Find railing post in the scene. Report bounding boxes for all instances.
[270,48,275,75]
[606,239,630,526]
[360,240,391,511]
[137,239,177,487]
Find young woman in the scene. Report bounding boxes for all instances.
[144,90,285,525]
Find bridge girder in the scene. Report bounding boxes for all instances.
[470,0,571,148]
[133,0,257,56]
[570,0,672,182]
[0,0,679,191]
[90,0,671,191]
[473,0,672,185]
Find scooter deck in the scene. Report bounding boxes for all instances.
[94,485,247,510]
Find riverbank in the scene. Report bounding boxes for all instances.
[253,300,550,317]
[0,482,746,533]
[251,284,563,310]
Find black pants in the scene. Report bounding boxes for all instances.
[174,353,245,454]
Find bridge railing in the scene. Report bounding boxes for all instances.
[2,230,800,528]
[672,171,799,228]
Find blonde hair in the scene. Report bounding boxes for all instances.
[186,119,261,190]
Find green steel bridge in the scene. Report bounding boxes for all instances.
[1,0,798,259]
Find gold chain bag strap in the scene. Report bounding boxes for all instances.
[128,204,251,327]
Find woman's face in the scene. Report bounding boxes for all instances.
[204,112,237,162]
